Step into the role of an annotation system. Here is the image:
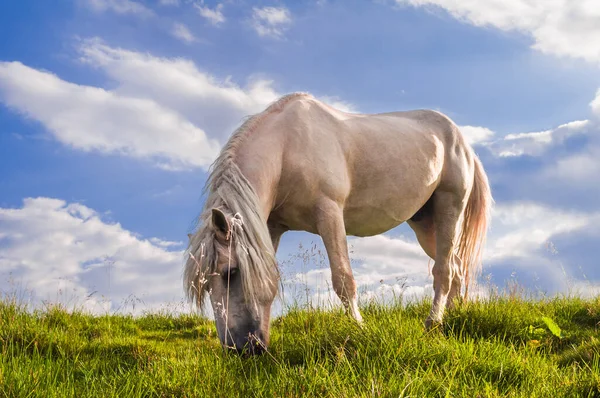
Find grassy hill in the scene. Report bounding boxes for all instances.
[1,294,599,397]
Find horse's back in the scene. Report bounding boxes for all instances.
[288,95,465,154]
[267,95,470,236]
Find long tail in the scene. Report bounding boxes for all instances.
[457,153,493,301]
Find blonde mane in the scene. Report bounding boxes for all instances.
[184,92,310,311]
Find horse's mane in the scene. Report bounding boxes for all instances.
[183,92,311,312]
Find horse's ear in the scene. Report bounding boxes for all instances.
[211,208,230,240]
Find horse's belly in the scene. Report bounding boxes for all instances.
[344,209,406,237]
[343,177,438,237]
[343,199,422,237]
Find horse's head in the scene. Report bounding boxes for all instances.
[186,207,278,355]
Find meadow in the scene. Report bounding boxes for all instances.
[1,285,599,397]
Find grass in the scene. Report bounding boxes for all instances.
[1,293,599,397]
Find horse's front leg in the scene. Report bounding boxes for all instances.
[315,199,363,323]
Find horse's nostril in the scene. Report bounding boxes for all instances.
[247,332,267,355]
[223,332,267,356]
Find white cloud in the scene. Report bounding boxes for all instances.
[251,6,292,38]
[463,87,600,227]
[591,88,600,116]
[565,281,600,298]
[285,234,430,289]
[83,0,153,17]
[486,202,595,262]
[349,234,433,303]
[149,237,184,248]
[171,22,197,43]
[319,95,357,113]
[0,40,353,170]
[282,233,433,311]
[458,90,600,195]
[159,0,179,5]
[349,234,430,279]
[459,125,495,145]
[195,3,225,25]
[0,198,186,314]
[488,119,591,157]
[396,0,600,63]
[548,152,600,182]
[77,39,353,140]
[77,39,281,141]
[0,61,221,170]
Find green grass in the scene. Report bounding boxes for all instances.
[1,295,599,397]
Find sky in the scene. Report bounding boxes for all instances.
[1,0,600,316]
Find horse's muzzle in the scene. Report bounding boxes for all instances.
[225,331,267,356]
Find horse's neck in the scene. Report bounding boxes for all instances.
[233,159,280,222]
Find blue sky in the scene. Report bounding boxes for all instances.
[1,0,600,314]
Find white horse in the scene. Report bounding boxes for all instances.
[185,93,492,354]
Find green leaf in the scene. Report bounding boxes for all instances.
[542,316,562,338]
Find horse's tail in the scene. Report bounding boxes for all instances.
[457,153,493,301]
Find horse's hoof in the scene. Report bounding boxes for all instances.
[424,317,443,331]
[349,306,364,325]
[354,313,364,324]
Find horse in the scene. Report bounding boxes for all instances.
[184,92,492,355]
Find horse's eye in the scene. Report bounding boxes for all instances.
[223,266,239,280]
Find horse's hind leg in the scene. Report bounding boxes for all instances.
[315,199,363,323]
[408,208,462,310]
[426,188,468,329]
[446,256,463,310]
[407,211,436,260]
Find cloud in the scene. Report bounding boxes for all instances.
[159,0,179,5]
[281,266,431,311]
[486,202,596,262]
[149,237,185,248]
[0,61,221,170]
[564,281,600,299]
[0,40,354,170]
[195,3,225,26]
[83,0,153,17]
[459,125,495,146]
[487,120,591,157]
[395,0,600,63]
[77,39,281,141]
[318,95,357,113]
[478,201,600,295]
[251,6,292,38]
[591,88,600,116]
[469,89,600,161]
[171,22,197,43]
[281,233,433,311]
[349,234,430,281]
[0,198,186,314]
[548,152,600,183]
[522,92,600,184]
[471,89,600,204]
[289,234,431,288]
[77,39,353,140]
